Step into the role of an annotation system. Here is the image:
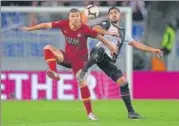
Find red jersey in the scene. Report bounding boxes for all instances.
[52,20,97,58]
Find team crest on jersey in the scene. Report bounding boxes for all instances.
[77,34,82,38]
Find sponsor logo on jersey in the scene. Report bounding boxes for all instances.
[65,36,80,46]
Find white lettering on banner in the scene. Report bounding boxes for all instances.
[1,72,98,100]
[31,74,52,100]
[78,74,97,100]
[58,74,74,100]
[9,74,28,100]
[1,74,7,100]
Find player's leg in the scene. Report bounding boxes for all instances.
[43,44,65,80]
[97,56,142,119]
[115,76,142,119]
[56,53,72,69]
[78,47,105,82]
[57,61,72,68]
[115,75,143,119]
[73,58,98,120]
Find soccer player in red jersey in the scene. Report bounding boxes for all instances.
[20,8,118,120]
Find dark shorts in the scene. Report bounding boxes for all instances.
[97,53,123,82]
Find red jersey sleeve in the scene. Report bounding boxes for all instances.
[84,25,98,38]
[51,20,67,29]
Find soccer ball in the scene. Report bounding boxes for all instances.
[84,4,99,19]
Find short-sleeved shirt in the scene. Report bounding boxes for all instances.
[52,19,98,74]
[52,19,98,58]
[96,20,134,59]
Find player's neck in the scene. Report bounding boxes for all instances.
[114,22,120,26]
[69,22,81,31]
[110,20,120,26]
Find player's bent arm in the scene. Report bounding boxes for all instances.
[92,25,111,35]
[80,11,88,24]
[20,23,52,31]
[128,41,155,52]
[96,34,118,53]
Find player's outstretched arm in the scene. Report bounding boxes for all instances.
[19,22,52,31]
[96,34,118,54]
[92,25,118,36]
[129,41,163,58]
[85,24,117,54]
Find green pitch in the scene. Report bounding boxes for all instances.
[2,100,179,126]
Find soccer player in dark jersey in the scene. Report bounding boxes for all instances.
[20,8,118,120]
[77,7,163,119]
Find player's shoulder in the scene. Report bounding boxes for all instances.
[59,19,69,28]
[99,20,111,30]
[52,19,69,25]
[55,19,69,24]
[81,22,89,27]
[100,20,110,26]
[81,23,92,30]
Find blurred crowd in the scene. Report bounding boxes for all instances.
[2,1,149,21]
[3,1,179,71]
[1,1,150,70]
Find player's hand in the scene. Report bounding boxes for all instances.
[151,48,163,58]
[109,43,118,55]
[108,31,119,37]
[19,27,30,31]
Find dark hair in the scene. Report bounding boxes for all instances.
[108,6,120,14]
[68,8,80,16]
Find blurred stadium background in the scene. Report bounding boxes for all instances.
[1,1,179,126]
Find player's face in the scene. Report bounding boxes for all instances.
[69,12,81,26]
[109,9,120,23]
